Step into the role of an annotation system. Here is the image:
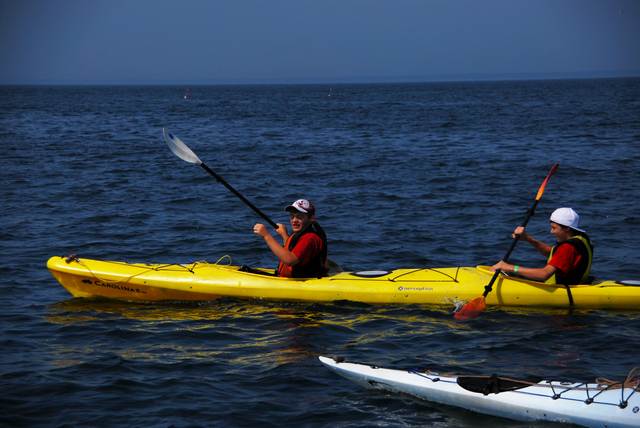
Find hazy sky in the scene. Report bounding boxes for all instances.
[1,0,639,84]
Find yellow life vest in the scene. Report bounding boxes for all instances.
[545,234,593,285]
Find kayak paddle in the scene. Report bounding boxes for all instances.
[454,163,559,320]
[163,128,341,272]
[163,128,279,229]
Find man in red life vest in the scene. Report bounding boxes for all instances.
[253,199,328,278]
[492,207,594,285]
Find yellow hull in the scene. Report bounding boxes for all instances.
[46,256,640,309]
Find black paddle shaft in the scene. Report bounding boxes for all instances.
[199,162,279,230]
[480,163,558,298]
[482,200,542,298]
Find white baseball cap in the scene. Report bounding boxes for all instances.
[550,207,585,233]
[285,199,315,216]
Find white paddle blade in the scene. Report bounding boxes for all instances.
[162,128,202,165]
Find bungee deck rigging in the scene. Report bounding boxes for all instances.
[410,369,640,408]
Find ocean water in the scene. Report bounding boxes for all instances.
[1,79,640,427]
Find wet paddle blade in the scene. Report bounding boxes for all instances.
[454,296,486,320]
[163,128,202,165]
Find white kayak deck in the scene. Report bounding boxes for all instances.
[319,356,640,428]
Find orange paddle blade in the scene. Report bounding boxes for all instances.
[535,163,559,200]
[454,296,487,320]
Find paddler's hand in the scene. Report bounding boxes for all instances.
[512,226,529,241]
[253,223,269,238]
[492,260,513,273]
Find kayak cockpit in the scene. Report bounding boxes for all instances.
[457,374,543,394]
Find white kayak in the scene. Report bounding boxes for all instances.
[319,356,640,428]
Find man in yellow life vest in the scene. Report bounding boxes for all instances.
[492,207,593,285]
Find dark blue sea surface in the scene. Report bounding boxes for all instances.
[1,79,640,427]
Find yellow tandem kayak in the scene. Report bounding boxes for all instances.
[46,256,640,309]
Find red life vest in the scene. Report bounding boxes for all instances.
[277,222,328,278]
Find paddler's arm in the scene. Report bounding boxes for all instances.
[253,223,299,266]
[491,260,556,282]
[513,226,552,257]
[275,223,289,243]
